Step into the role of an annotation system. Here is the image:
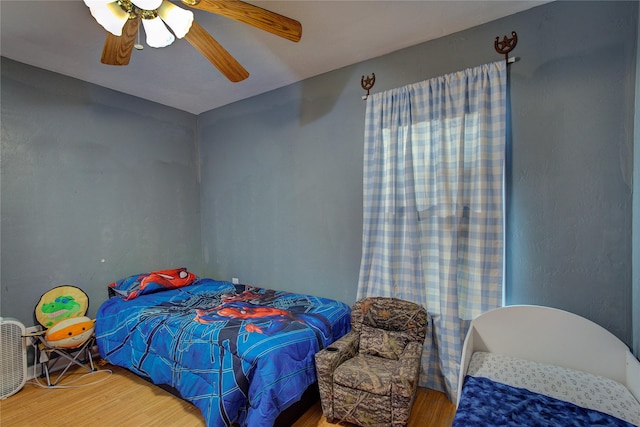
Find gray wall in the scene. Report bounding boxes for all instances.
[197,74,364,303]
[505,1,636,347]
[634,3,640,359]
[1,1,637,351]
[1,59,202,325]
[199,1,637,347]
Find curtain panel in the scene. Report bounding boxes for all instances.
[357,61,507,401]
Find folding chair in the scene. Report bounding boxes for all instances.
[33,286,96,386]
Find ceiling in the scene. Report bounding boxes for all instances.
[1,1,546,115]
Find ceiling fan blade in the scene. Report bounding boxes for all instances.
[181,0,302,42]
[101,17,140,66]
[184,20,249,82]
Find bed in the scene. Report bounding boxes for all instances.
[95,269,351,427]
[453,305,640,426]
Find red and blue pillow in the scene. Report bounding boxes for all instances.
[109,267,198,300]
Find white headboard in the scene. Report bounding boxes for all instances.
[457,305,640,405]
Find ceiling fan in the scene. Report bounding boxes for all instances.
[83,0,302,82]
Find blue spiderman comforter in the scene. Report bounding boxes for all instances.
[96,278,351,427]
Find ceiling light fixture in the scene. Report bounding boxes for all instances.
[83,0,193,48]
[83,0,302,82]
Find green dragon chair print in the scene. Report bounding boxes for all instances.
[35,285,89,328]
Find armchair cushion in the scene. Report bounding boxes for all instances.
[333,354,399,395]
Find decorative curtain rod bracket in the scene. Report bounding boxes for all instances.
[495,31,518,64]
[359,33,518,100]
[361,73,376,100]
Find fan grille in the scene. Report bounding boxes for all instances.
[0,319,27,399]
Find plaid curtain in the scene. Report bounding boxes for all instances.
[357,61,507,401]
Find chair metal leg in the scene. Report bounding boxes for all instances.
[38,336,96,386]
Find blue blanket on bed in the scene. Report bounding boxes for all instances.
[453,376,636,426]
[96,279,351,427]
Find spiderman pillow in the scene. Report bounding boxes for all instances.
[109,268,198,300]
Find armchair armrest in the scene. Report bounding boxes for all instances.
[392,341,423,398]
[388,340,424,422]
[314,331,359,419]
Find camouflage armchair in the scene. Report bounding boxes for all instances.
[315,297,428,426]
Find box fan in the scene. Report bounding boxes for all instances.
[0,317,27,399]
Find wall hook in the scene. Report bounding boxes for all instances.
[361,73,376,100]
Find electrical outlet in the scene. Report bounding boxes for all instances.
[232,278,239,284]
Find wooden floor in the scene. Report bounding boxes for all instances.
[1,361,456,426]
